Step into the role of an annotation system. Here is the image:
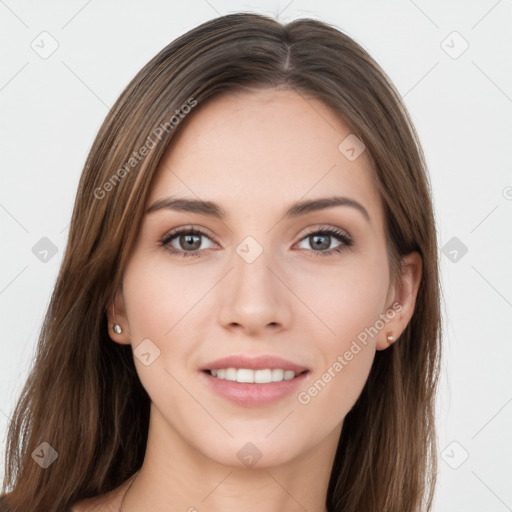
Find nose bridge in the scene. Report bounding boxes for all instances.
[217,234,290,332]
[231,235,277,305]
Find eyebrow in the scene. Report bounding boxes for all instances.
[146,195,371,223]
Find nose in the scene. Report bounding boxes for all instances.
[217,246,292,336]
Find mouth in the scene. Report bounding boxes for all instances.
[200,368,310,407]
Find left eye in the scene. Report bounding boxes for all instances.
[296,228,353,256]
[159,226,353,258]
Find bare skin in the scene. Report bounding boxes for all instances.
[71,474,137,511]
[72,87,421,511]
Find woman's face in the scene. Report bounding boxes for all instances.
[110,87,418,469]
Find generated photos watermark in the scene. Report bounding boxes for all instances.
[93,97,197,200]
[297,301,402,405]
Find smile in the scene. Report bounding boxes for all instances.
[201,369,310,407]
[207,368,305,383]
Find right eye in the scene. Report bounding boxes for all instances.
[159,227,217,257]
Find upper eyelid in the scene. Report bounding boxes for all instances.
[162,225,217,242]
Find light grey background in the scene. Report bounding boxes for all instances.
[1,1,511,510]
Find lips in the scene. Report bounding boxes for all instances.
[199,354,309,374]
[200,367,310,407]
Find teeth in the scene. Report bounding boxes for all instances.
[209,368,298,383]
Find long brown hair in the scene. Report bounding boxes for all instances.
[1,12,442,511]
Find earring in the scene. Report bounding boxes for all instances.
[386,331,396,345]
[112,303,122,334]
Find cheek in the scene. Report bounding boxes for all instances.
[295,342,374,450]
[121,255,210,386]
[121,260,198,424]
[289,257,387,411]
[294,282,380,438]
[122,253,205,341]
[289,253,389,345]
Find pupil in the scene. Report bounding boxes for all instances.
[182,234,200,250]
[312,234,329,250]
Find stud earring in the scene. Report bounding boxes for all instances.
[112,303,122,334]
[386,331,396,345]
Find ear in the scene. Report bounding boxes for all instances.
[106,287,131,345]
[376,251,422,351]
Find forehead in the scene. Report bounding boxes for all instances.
[148,88,383,231]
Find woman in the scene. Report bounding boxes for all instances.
[0,11,442,512]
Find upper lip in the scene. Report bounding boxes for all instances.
[200,354,309,374]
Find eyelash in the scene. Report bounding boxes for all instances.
[159,225,353,258]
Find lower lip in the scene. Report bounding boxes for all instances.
[200,370,309,407]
